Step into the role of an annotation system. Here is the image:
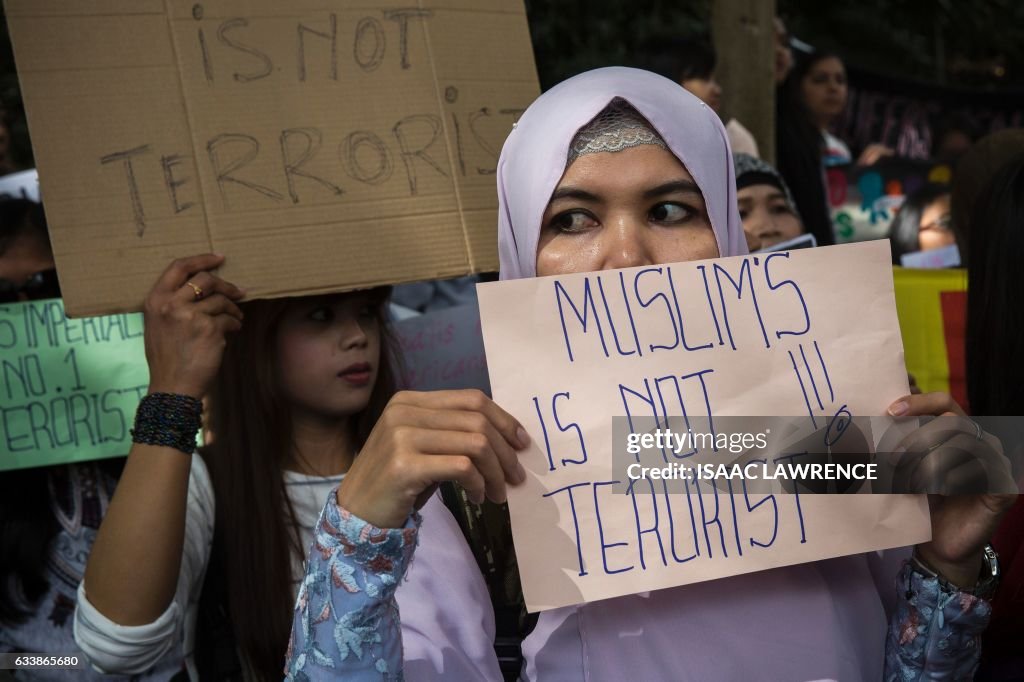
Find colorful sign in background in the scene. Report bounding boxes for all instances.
[892,267,968,409]
[0,298,149,471]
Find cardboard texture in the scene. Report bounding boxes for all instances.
[0,298,149,471]
[477,241,931,612]
[5,0,539,317]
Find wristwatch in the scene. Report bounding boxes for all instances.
[974,544,1001,600]
[910,544,1000,600]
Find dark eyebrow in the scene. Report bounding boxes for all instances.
[644,180,702,199]
[549,180,702,203]
[549,186,600,203]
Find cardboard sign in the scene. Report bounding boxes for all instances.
[477,241,930,611]
[0,298,149,471]
[393,302,490,394]
[6,0,539,317]
[893,267,968,408]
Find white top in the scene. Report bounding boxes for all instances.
[74,455,499,681]
[74,457,214,679]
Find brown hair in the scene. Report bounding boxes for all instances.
[199,289,397,679]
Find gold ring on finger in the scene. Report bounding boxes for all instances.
[186,281,204,301]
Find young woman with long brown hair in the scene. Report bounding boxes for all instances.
[74,254,527,680]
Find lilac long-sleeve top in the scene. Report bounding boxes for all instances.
[286,491,991,681]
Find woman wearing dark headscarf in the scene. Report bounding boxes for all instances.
[287,68,1015,682]
[733,153,805,249]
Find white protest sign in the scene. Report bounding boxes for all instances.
[0,169,40,202]
[393,303,490,394]
[477,240,930,612]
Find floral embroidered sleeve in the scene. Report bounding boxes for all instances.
[884,561,993,681]
[285,488,420,682]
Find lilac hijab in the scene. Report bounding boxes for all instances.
[494,67,899,681]
[497,66,747,281]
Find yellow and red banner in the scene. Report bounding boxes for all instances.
[892,267,968,410]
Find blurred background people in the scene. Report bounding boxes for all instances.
[888,183,954,264]
[786,51,895,169]
[649,36,759,157]
[776,50,835,247]
[0,198,173,680]
[734,153,806,249]
[0,198,57,302]
[931,112,980,163]
[776,49,902,248]
[797,51,855,166]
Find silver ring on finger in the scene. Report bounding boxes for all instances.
[971,419,983,441]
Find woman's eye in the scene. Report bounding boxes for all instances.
[308,307,333,322]
[770,203,794,215]
[650,202,693,224]
[738,207,750,220]
[358,305,377,319]
[549,211,598,233]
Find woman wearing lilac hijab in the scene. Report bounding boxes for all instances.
[286,68,1013,681]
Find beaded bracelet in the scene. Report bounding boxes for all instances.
[131,392,203,454]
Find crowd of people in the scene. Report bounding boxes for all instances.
[1,13,1022,682]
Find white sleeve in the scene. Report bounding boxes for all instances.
[74,454,215,676]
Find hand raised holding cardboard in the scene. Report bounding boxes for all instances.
[143,254,245,398]
[83,254,245,627]
[337,389,530,529]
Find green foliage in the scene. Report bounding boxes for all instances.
[526,0,710,89]
[779,0,1024,88]
[526,0,1024,90]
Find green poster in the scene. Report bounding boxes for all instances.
[0,298,149,471]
